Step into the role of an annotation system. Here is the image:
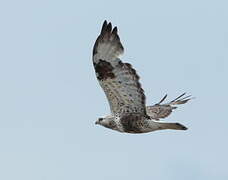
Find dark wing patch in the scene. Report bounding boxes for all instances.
[120,113,150,133]
[94,59,115,80]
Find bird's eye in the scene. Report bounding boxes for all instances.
[98,118,103,121]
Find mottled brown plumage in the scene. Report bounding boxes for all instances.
[93,21,192,133]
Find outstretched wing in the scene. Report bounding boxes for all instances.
[93,21,146,116]
[146,93,192,120]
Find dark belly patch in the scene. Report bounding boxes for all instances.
[120,114,143,133]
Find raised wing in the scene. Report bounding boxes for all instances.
[93,21,146,116]
[146,93,192,120]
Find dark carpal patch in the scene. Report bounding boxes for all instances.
[94,59,115,80]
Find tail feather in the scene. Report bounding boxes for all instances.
[158,122,188,130]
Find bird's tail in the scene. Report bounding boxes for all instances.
[157,122,188,130]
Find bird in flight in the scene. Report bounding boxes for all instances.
[92,20,192,134]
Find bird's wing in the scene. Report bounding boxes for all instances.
[146,93,192,120]
[93,21,146,116]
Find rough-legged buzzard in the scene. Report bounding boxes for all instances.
[92,21,192,133]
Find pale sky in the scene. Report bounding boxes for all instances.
[0,0,228,179]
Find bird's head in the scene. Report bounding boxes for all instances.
[95,116,116,130]
[95,117,103,125]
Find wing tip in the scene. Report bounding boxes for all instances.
[93,20,124,56]
[112,26,118,34]
[101,20,108,34]
[101,20,112,35]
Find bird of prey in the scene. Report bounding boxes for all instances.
[92,20,192,133]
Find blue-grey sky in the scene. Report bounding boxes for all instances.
[0,0,227,179]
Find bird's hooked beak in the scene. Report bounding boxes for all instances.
[95,118,103,125]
